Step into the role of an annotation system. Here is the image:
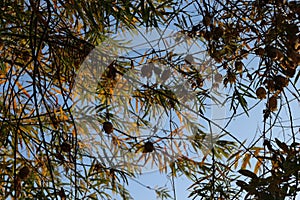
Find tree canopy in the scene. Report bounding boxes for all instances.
[0,0,299,199]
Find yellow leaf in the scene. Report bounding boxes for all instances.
[16,81,31,98]
[136,98,138,113]
[254,158,262,174]
[72,129,76,137]
[176,111,182,123]
[234,152,240,169]
[241,153,251,169]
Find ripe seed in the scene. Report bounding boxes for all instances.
[264,79,276,92]
[255,48,265,56]
[143,141,154,153]
[61,142,71,153]
[141,63,154,78]
[58,187,66,200]
[161,69,171,81]
[223,77,229,87]
[55,153,65,161]
[266,47,284,61]
[240,49,249,58]
[214,73,223,83]
[227,71,236,84]
[212,27,224,40]
[283,67,296,78]
[94,163,104,172]
[274,75,289,91]
[268,96,278,112]
[185,54,194,65]
[106,65,117,79]
[103,121,113,134]
[153,66,162,75]
[256,87,267,99]
[203,15,212,26]
[196,77,204,88]
[18,166,30,180]
[235,61,243,73]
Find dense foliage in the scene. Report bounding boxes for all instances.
[0,0,299,199]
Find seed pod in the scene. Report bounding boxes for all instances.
[141,63,154,78]
[212,27,224,40]
[18,166,30,180]
[58,187,66,200]
[103,121,113,134]
[212,82,219,89]
[266,47,284,61]
[214,73,223,83]
[153,66,162,75]
[61,142,71,153]
[185,54,194,65]
[227,71,236,84]
[196,77,204,88]
[191,82,197,89]
[274,75,289,91]
[235,61,243,73]
[161,69,171,81]
[283,67,296,78]
[256,87,267,99]
[106,64,117,79]
[264,79,275,92]
[266,47,277,59]
[255,48,265,56]
[55,153,65,161]
[240,49,249,58]
[143,141,154,153]
[94,162,104,172]
[203,15,212,26]
[223,77,229,87]
[268,96,278,112]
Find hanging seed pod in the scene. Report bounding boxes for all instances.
[263,109,271,121]
[266,47,277,59]
[223,77,229,87]
[268,96,278,112]
[212,26,224,40]
[255,48,265,56]
[161,68,171,81]
[240,49,249,58]
[61,142,71,153]
[214,73,223,83]
[141,63,154,78]
[256,87,267,99]
[274,75,289,91]
[212,82,219,89]
[55,153,65,162]
[185,54,194,65]
[196,77,204,88]
[153,66,162,75]
[94,162,104,172]
[18,166,30,180]
[143,141,154,153]
[203,14,212,26]
[275,49,284,61]
[103,121,113,134]
[283,67,296,78]
[58,187,66,200]
[264,79,276,92]
[106,64,118,80]
[266,47,284,61]
[191,82,197,89]
[227,71,236,84]
[235,61,243,73]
